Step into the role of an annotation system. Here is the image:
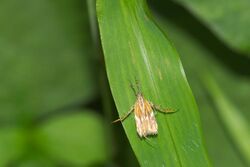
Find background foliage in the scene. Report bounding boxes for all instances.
[0,0,249,166]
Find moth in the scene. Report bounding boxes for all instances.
[113,82,176,138]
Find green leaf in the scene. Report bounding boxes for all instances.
[0,0,97,123]
[203,75,250,166]
[35,111,109,166]
[0,127,26,167]
[149,1,250,166]
[97,0,210,166]
[172,0,250,55]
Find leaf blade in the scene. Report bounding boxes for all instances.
[97,0,211,166]
[203,75,250,166]
[173,0,250,55]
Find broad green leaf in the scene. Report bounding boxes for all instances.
[35,111,109,166]
[203,75,250,166]
[97,0,210,166]
[0,0,97,123]
[149,1,250,166]
[172,0,250,55]
[0,127,26,167]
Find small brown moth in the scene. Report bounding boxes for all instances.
[113,82,176,138]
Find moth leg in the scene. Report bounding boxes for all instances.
[151,102,177,113]
[112,106,134,123]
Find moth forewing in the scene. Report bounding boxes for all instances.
[134,94,158,138]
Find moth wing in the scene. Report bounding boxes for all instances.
[134,100,158,137]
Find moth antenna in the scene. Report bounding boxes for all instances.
[134,78,143,95]
[129,81,137,95]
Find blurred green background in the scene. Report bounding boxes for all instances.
[0,0,249,166]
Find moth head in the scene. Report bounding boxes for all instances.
[130,79,143,96]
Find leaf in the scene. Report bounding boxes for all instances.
[203,74,250,166]
[0,0,97,123]
[97,0,210,166]
[172,0,250,55]
[149,1,250,166]
[0,127,26,167]
[35,111,109,166]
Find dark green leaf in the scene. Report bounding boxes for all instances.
[173,0,250,54]
[203,74,250,166]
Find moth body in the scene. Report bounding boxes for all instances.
[134,94,158,137]
[112,82,176,138]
